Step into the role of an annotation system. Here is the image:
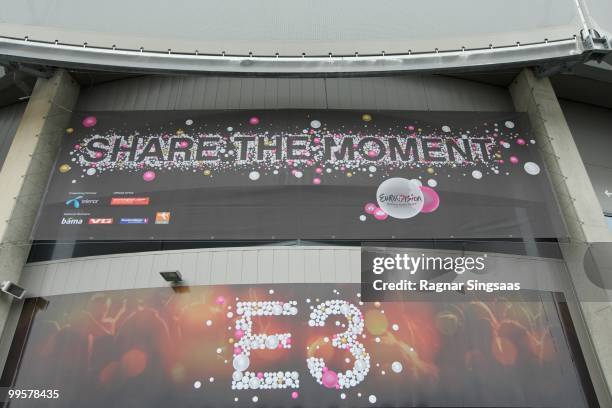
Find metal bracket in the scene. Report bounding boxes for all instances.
[534,59,585,77]
[580,29,610,61]
[534,29,611,77]
[1,61,54,79]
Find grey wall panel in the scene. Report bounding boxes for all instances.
[561,99,612,170]
[584,164,612,214]
[560,99,612,213]
[287,249,305,283]
[422,75,514,112]
[19,246,568,298]
[0,102,26,171]
[76,75,513,112]
[241,250,258,285]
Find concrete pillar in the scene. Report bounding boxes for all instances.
[0,70,79,336]
[510,68,612,407]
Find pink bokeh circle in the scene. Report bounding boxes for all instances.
[82,116,97,128]
[321,369,338,389]
[142,171,156,182]
[373,208,388,220]
[420,186,440,213]
[364,203,377,214]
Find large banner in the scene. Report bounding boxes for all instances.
[1,284,594,407]
[34,110,564,240]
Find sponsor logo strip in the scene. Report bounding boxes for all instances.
[155,212,171,224]
[110,197,150,206]
[61,217,83,225]
[88,218,114,225]
[119,218,149,225]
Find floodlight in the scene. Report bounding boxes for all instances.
[159,270,183,283]
[1,281,26,299]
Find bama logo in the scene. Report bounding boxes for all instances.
[88,218,114,225]
[65,195,99,208]
[61,217,83,225]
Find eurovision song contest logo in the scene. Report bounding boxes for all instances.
[376,178,425,219]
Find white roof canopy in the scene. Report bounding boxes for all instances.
[0,0,609,73]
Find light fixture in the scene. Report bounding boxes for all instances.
[159,270,183,284]
[1,281,26,299]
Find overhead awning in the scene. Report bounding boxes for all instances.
[0,0,608,74]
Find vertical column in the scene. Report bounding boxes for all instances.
[0,69,79,336]
[510,68,612,406]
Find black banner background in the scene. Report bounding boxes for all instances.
[34,110,565,241]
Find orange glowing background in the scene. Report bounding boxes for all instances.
[1,284,594,408]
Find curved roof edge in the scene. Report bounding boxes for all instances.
[0,36,600,76]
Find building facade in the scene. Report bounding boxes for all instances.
[0,1,612,407]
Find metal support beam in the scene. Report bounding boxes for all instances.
[510,68,612,407]
[0,69,79,338]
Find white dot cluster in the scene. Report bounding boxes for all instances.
[231,370,299,390]
[236,301,298,318]
[306,300,370,389]
[232,301,299,390]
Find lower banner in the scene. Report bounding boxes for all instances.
[2,284,595,407]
